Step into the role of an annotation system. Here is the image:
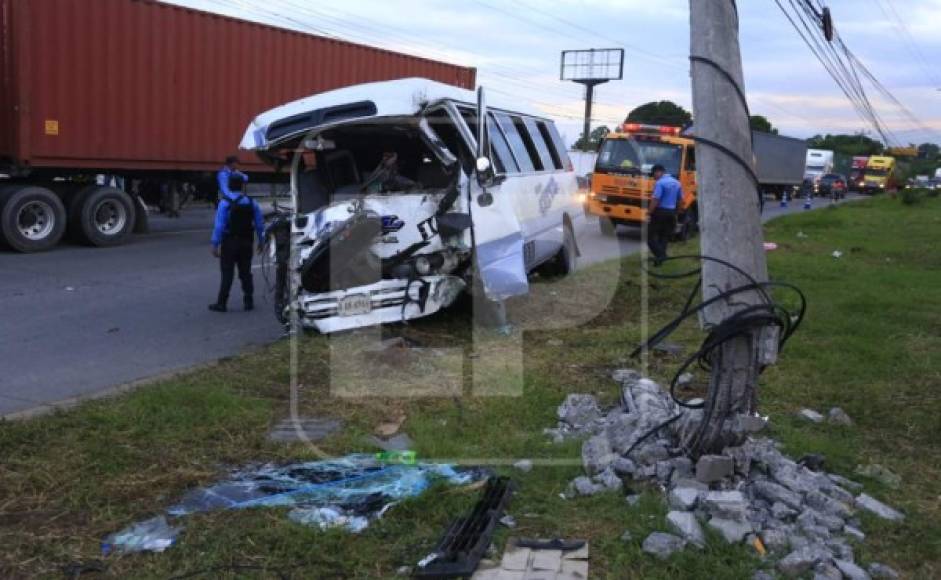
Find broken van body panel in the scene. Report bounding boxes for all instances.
[242,78,580,332]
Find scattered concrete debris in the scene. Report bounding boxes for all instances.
[827,407,853,426]
[797,408,825,423]
[642,532,686,560]
[267,416,343,443]
[867,563,899,579]
[471,538,589,580]
[797,231,808,238]
[499,515,517,529]
[552,370,907,576]
[855,464,901,489]
[832,250,843,259]
[619,530,633,542]
[667,511,705,547]
[834,559,872,580]
[855,494,905,521]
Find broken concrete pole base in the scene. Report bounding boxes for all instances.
[553,370,906,574]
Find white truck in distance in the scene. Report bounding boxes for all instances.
[804,149,835,183]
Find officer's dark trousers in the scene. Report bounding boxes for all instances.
[647,209,676,263]
[217,236,254,306]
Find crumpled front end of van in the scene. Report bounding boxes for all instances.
[289,194,472,333]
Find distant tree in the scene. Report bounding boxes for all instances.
[807,133,884,156]
[749,115,778,134]
[625,101,692,128]
[574,125,610,151]
[917,142,940,159]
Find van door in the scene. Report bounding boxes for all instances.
[470,88,529,300]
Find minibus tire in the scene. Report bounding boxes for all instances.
[599,217,616,237]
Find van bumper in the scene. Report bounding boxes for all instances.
[297,276,466,333]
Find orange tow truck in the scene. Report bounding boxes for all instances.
[587,123,698,239]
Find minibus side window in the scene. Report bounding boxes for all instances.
[512,116,545,171]
[530,119,563,170]
[487,113,519,174]
[544,122,572,171]
[495,112,536,172]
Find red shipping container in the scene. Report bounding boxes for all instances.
[0,0,476,174]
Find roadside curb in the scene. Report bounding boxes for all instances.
[0,357,229,422]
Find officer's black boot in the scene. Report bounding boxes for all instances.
[244,296,254,311]
[209,302,227,312]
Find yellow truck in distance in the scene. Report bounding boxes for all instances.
[587,123,698,239]
[861,156,897,194]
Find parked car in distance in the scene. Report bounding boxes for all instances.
[817,173,847,199]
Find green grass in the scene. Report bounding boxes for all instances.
[1,196,939,578]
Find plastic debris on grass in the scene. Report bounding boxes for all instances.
[101,516,181,555]
[832,250,843,258]
[763,242,778,251]
[103,454,484,553]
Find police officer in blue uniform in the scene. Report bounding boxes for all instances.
[647,164,683,266]
[209,162,264,312]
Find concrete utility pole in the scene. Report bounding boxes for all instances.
[686,0,776,455]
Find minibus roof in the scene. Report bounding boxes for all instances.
[240,77,542,150]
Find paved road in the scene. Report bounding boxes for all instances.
[0,195,860,416]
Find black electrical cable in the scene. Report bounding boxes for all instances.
[622,255,806,457]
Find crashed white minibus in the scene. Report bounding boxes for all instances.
[241,78,582,332]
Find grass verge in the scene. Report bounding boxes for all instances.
[1,196,939,578]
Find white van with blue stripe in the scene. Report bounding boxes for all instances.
[241,78,582,332]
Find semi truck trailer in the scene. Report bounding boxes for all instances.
[0,0,475,252]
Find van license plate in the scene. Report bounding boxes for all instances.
[338,294,371,316]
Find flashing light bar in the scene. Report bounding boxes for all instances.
[621,123,681,136]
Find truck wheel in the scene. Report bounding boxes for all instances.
[70,186,136,246]
[0,185,67,252]
[599,217,616,237]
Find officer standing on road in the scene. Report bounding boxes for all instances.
[208,161,264,312]
[646,164,683,266]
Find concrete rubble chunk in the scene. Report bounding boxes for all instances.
[612,368,642,384]
[667,510,706,546]
[753,480,803,510]
[612,456,637,477]
[668,487,700,511]
[633,442,670,465]
[827,473,863,491]
[655,461,674,483]
[696,455,734,483]
[594,467,623,492]
[827,407,853,426]
[824,484,855,505]
[606,413,641,454]
[806,490,853,519]
[558,394,602,429]
[834,559,871,580]
[670,456,694,479]
[771,501,798,521]
[582,435,614,476]
[867,563,899,579]
[797,409,825,423]
[703,490,749,521]
[570,476,604,497]
[760,528,790,554]
[813,562,843,580]
[777,546,829,577]
[641,532,685,560]
[625,494,641,507]
[672,478,709,491]
[827,539,854,563]
[620,530,633,542]
[855,494,905,521]
[843,525,865,542]
[707,517,752,544]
